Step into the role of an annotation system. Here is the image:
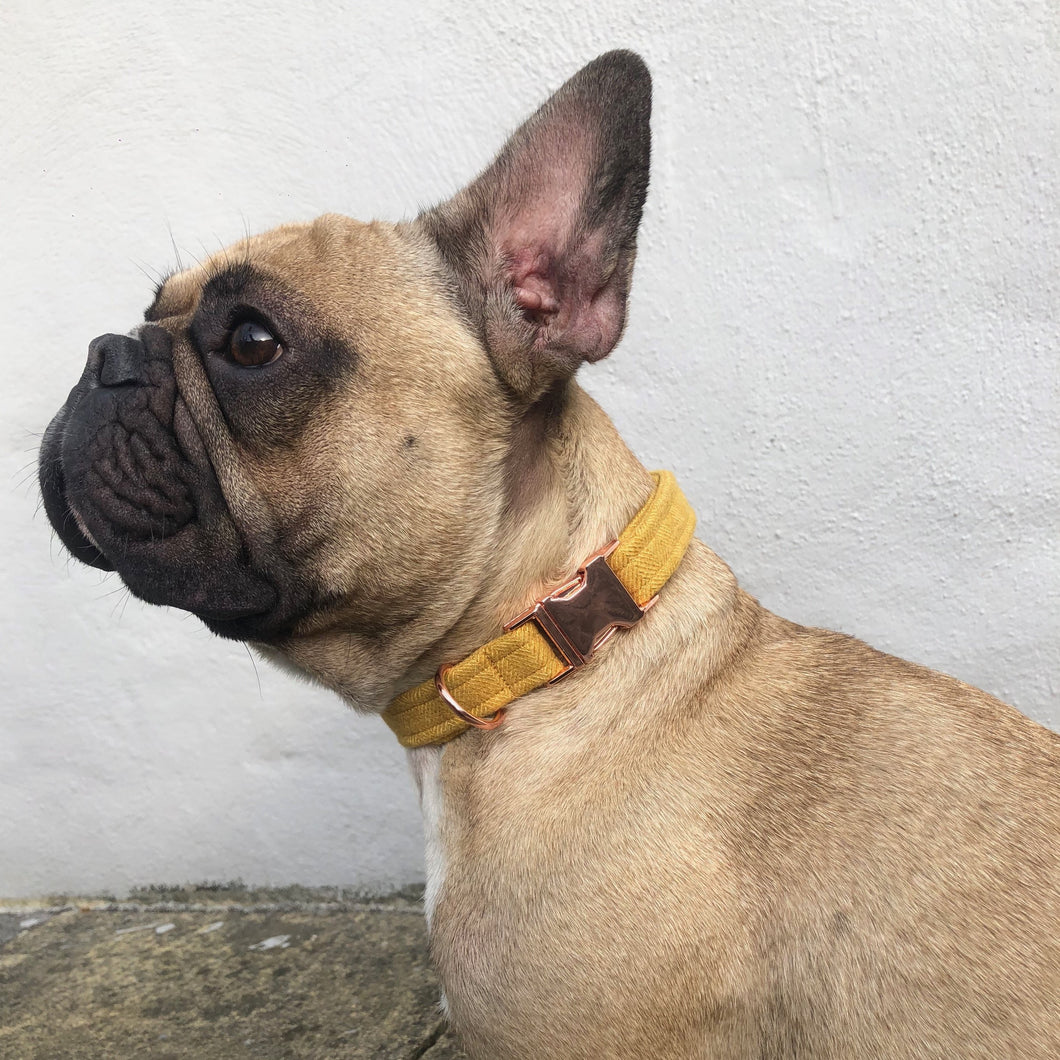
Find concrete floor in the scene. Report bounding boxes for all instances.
[0,885,467,1059]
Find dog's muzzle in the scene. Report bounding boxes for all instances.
[39,327,281,630]
[74,331,196,539]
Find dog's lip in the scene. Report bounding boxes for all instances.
[71,506,106,555]
[195,598,302,641]
[191,602,274,623]
[52,496,115,572]
[39,419,116,572]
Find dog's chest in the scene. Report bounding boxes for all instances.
[415,726,763,1059]
[407,745,447,934]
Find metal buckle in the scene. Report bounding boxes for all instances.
[503,540,657,683]
[433,540,656,730]
[434,663,507,730]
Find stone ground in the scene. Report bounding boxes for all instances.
[0,885,467,1060]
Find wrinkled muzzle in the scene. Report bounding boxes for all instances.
[39,326,281,633]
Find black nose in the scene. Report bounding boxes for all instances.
[90,333,149,387]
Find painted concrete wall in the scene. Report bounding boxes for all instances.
[2,0,1056,897]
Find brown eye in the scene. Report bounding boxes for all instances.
[228,320,282,367]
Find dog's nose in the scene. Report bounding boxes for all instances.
[90,333,149,387]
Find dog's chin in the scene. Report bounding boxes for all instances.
[54,500,292,642]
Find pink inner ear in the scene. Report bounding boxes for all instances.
[503,220,620,362]
[511,251,561,318]
[491,123,626,361]
[497,134,589,306]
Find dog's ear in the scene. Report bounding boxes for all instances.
[420,50,651,400]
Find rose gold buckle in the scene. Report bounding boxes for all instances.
[434,663,507,730]
[503,540,657,683]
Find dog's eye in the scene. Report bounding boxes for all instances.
[227,321,283,367]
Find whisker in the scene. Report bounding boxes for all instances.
[243,642,264,700]
[14,456,39,481]
[16,470,42,494]
[131,257,165,287]
[166,220,185,273]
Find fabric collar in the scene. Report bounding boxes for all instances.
[382,471,695,749]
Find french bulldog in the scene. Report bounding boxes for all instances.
[39,51,1059,1059]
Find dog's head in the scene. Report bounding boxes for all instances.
[39,51,651,656]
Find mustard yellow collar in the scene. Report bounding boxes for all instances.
[382,471,695,749]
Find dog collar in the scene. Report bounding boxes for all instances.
[382,471,695,748]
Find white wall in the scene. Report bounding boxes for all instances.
[1,0,1056,898]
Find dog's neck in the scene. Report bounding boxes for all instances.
[483,380,657,636]
[262,383,655,713]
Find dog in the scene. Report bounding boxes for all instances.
[39,51,1059,1058]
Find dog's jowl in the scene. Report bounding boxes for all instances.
[39,52,1059,1060]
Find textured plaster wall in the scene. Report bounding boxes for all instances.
[1,0,1056,897]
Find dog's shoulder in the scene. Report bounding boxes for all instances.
[717,596,1051,745]
[683,594,1058,814]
